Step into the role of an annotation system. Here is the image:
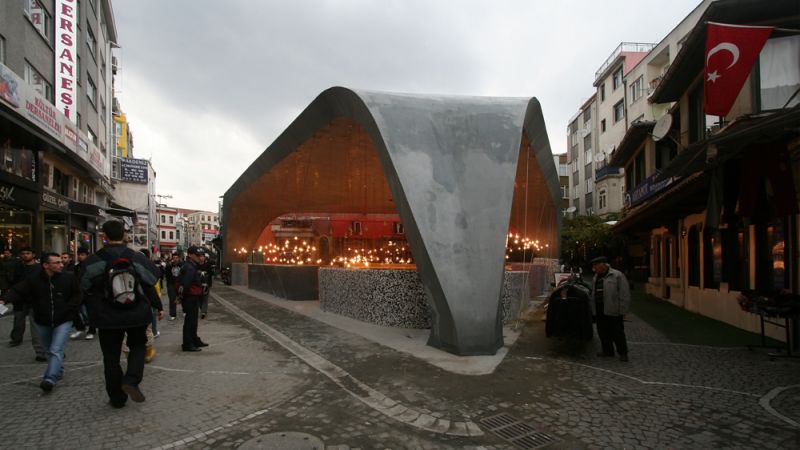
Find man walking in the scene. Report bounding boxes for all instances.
[0,253,81,392]
[69,247,96,340]
[8,247,46,361]
[81,220,163,408]
[177,246,209,352]
[589,256,632,362]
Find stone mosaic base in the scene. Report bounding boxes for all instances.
[320,268,528,329]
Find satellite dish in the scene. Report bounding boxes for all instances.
[594,152,606,162]
[565,206,577,213]
[652,114,673,142]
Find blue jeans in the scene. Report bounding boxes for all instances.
[33,321,72,384]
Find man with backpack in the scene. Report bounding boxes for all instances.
[80,220,164,408]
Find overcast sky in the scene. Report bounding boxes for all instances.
[112,0,703,213]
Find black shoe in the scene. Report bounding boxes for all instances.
[8,341,21,347]
[182,346,202,352]
[35,355,47,362]
[596,352,614,357]
[109,400,126,409]
[201,313,206,319]
[39,380,54,393]
[121,384,145,402]
[619,354,629,362]
[194,341,209,347]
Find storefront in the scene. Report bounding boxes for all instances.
[70,200,102,254]
[40,191,70,254]
[0,172,40,252]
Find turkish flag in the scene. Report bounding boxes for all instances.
[704,22,773,116]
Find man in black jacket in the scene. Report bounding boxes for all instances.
[164,252,183,320]
[7,247,46,361]
[177,246,209,352]
[80,220,163,408]
[0,252,81,392]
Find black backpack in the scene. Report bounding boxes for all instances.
[99,249,140,308]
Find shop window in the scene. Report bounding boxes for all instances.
[755,219,788,291]
[0,210,33,251]
[703,228,722,290]
[686,225,700,287]
[652,236,662,277]
[0,139,36,182]
[43,213,68,254]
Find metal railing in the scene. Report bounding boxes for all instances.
[595,42,657,80]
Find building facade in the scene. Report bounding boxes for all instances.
[0,0,121,255]
[613,0,799,344]
[156,205,178,255]
[185,210,218,250]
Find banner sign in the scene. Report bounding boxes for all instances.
[55,0,78,122]
[624,172,674,208]
[0,63,105,177]
[120,158,149,183]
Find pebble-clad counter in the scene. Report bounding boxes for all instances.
[319,267,528,329]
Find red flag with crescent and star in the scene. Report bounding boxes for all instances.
[704,22,773,116]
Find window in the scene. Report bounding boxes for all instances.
[100,97,106,123]
[24,62,53,102]
[612,67,623,90]
[82,183,89,203]
[0,35,5,64]
[41,162,51,187]
[630,76,644,103]
[613,100,625,123]
[585,178,593,193]
[599,189,607,209]
[584,162,593,180]
[72,178,79,200]
[25,0,52,40]
[176,230,180,240]
[393,222,404,234]
[77,113,82,128]
[86,75,96,106]
[53,168,69,196]
[169,231,174,240]
[583,133,591,151]
[759,36,800,110]
[561,185,569,199]
[703,228,722,290]
[169,216,174,224]
[86,25,96,57]
[87,126,97,144]
[584,193,593,214]
[161,215,166,224]
[161,230,166,239]
[583,108,591,123]
[687,225,701,287]
[599,84,605,102]
[76,55,81,85]
[572,170,579,186]
[352,221,362,235]
[600,119,606,133]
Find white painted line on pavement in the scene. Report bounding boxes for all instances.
[0,362,101,387]
[212,291,482,437]
[148,364,251,375]
[759,385,800,429]
[567,360,760,397]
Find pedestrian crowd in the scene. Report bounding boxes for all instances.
[0,220,215,407]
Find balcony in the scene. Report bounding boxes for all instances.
[595,165,621,181]
[595,42,657,81]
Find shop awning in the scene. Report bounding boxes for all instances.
[609,120,655,166]
[105,202,137,218]
[614,171,709,233]
[70,201,103,218]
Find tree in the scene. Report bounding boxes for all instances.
[560,215,625,268]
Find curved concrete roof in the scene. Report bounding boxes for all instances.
[223,87,560,355]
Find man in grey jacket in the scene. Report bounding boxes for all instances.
[589,256,631,361]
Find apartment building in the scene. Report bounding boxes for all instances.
[0,0,124,254]
[185,210,219,249]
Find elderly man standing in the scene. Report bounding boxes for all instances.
[589,256,632,362]
[0,252,81,392]
[177,246,209,352]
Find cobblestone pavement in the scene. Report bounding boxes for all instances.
[1,286,798,449]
